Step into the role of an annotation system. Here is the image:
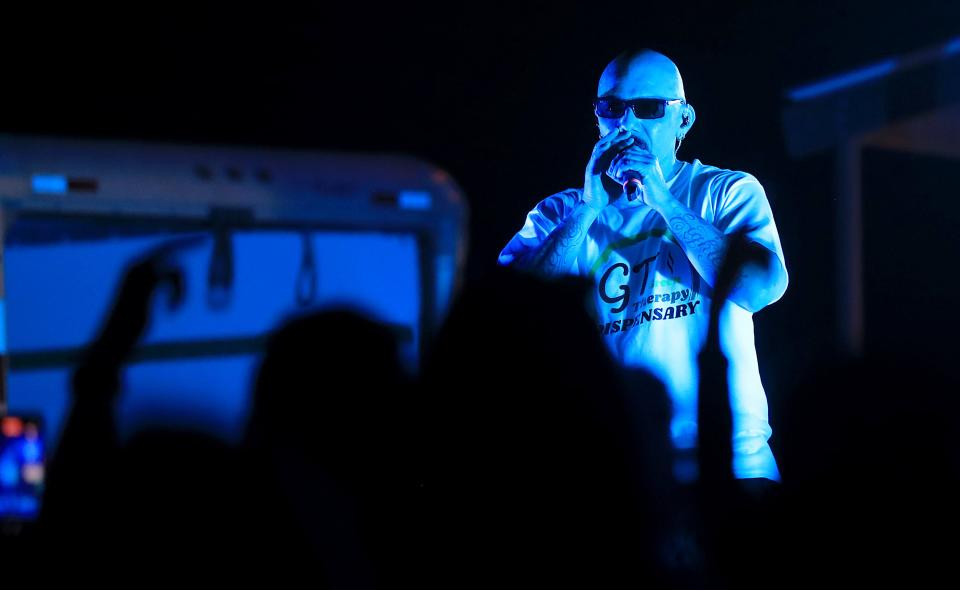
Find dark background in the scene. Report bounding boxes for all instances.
[2,1,958,440]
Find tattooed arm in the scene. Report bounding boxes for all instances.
[519,202,601,276]
[606,146,786,313]
[515,128,638,275]
[652,195,787,312]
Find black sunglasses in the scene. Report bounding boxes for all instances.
[594,97,685,119]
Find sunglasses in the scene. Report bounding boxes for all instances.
[593,97,685,119]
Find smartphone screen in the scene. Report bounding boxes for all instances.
[0,416,45,521]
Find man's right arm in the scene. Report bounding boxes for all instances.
[507,127,635,275]
[518,202,601,276]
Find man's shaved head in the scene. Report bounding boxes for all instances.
[593,49,695,193]
[598,49,686,101]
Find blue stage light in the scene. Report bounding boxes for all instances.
[31,174,68,195]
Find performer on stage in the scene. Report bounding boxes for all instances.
[498,49,788,482]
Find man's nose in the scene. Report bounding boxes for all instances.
[615,106,642,131]
[617,106,639,129]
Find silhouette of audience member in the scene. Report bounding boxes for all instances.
[419,267,674,587]
[34,230,956,590]
[39,238,261,580]
[245,308,419,588]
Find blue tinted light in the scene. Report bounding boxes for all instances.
[787,59,897,102]
[0,456,17,486]
[398,190,432,210]
[0,493,39,517]
[945,36,960,56]
[22,439,42,463]
[0,299,6,353]
[31,175,68,195]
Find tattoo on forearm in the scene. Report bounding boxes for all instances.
[552,221,584,269]
[666,212,727,277]
[666,212,764,305]
[530,209,593,275]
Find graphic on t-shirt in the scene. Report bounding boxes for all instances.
[594,239,702,337]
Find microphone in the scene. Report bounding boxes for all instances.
[623,172,644,202]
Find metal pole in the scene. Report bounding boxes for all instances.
[836,138,864,357]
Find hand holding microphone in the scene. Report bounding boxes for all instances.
[609,137,670,208]
[623,173,644,202]
[582,127,637,212]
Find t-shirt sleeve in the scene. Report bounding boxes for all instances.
[712,174,787,274]
[497,191,578,267]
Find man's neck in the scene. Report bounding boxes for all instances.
[662,156,685,181]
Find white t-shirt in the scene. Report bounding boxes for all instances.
[498,159,787,481]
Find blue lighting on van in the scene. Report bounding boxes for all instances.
[398,190,432,210]
[31,175,68,195]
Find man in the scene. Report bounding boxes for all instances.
[498,49,788,482]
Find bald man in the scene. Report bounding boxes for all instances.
[499,50,788,483]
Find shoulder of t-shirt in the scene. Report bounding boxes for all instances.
[533,187,583,220]
[547,187,584,204]
[688,160,765,209]
[689,159,761,190]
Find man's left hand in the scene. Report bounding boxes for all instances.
[608,146,675,210]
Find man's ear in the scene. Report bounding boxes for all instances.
[679,103,696,138]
